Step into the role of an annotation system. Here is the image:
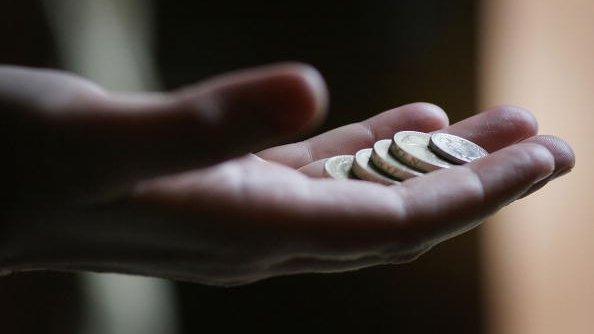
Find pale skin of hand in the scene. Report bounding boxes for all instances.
[0,63,575,286]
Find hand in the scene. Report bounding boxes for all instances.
[0,64,574,286]
[0,63,325,206]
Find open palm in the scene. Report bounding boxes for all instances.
[1,64,574,286]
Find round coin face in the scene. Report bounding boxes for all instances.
[324,155,355,180]
[371,139,424,180]
[352,148,399,185]
[429,133,488,164]
[390,131,452,172]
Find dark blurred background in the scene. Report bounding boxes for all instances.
[1,0,480,332]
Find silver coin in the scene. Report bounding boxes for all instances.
[429,133,488,164]
[390,131,452,172]
[352,148,399,185]
[371,139,424,180]
[323,155,355,180]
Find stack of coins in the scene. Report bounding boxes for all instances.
[324,131,488,184]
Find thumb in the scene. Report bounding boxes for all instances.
[88,62,329,165]
[1,63,327,203]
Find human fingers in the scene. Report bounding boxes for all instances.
[395,141,565,242]
[438,105,538,152]
[517,135,575,198]
[1,63,327,202]
[258,102,448,168]
[298,105,539,178]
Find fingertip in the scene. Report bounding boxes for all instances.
[278,62,329,132]
[487,105,539,141]
[218,62,329,135]
[411,102,448,121]
[166,62,330,148]
[392,102,449,132]
[522,135,575,175]
[517,136,575,199]
[413,102,449,127]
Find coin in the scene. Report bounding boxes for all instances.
[352,148,399,185]
[324,155,355,180]
[371,139,424,180]
[390,131,452,172]
[429,133,488,164]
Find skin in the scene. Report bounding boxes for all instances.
[0,63,575,286]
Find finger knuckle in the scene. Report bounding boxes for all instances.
[174,91,224,128]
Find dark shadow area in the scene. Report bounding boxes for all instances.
[0,2,83,333]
